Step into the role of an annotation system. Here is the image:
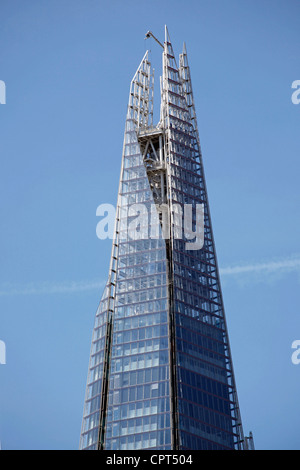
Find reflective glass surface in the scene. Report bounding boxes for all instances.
[164,39,237,450]
[80,38,243,451]
[104,120,172,450]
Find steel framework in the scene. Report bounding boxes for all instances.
[79,27,254,451]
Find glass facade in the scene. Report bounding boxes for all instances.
[80,29,245,451]
[104,139,172,450]
[163,38,239,450]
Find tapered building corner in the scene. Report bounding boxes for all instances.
[79,28,254,451]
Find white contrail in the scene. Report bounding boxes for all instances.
[0,255,299,296]
[0,279,105,296]
[219,256,300,276]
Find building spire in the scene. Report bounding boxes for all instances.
[79,29,250,452]
[164,24,171,44]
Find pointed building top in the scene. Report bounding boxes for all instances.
[164,25,171,44]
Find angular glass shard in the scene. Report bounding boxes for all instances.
[80,30,247,451]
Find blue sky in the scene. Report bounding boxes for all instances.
[0,0,300,450]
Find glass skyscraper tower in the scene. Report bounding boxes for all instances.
[79,27,253,451]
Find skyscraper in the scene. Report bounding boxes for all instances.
[79,27,253,451]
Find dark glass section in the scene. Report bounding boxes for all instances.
[162,36,240,450]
